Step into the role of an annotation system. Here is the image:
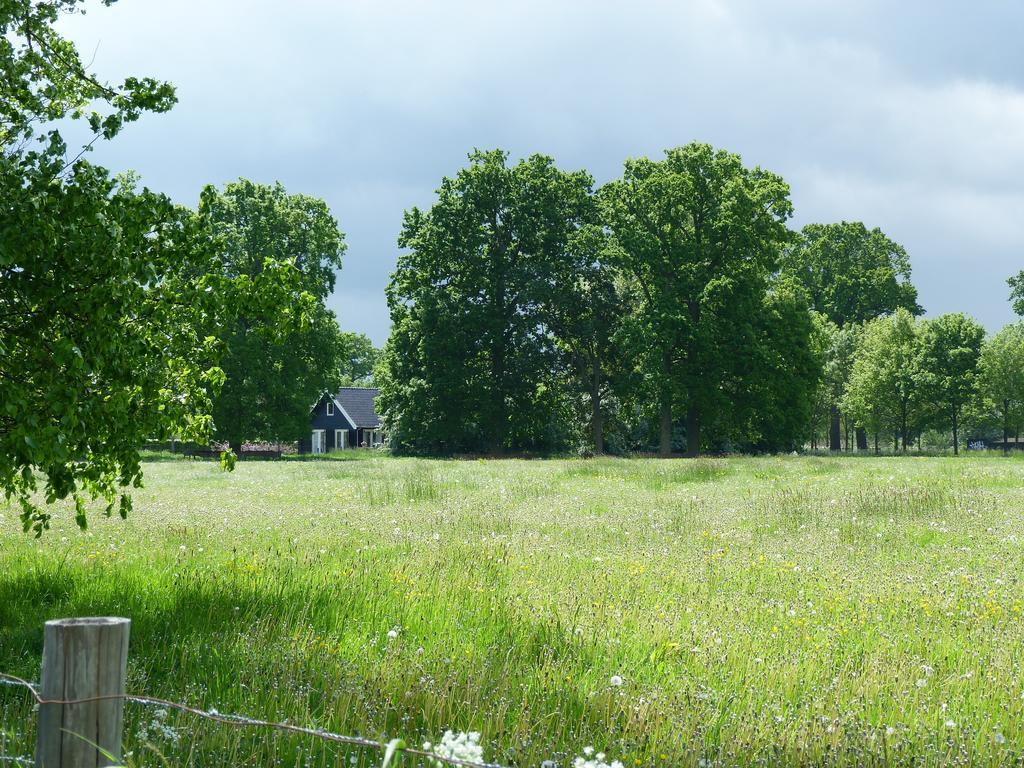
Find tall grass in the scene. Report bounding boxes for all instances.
[2,455,1023,766]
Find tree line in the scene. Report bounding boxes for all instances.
[4,2,1023,535]
[376,149,1024,458]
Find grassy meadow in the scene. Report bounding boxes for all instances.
[2,454,1024,766]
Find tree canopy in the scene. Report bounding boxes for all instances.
[339,332,379,386]
[192,180,348,451]
[780,222,922,326]
[0,0,218,533]
[600,143,794,455]
[379,149,596,455]
[916,313,985,455]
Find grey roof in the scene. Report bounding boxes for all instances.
[335,387,380,428]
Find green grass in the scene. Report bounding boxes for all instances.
[3,455,1024,766]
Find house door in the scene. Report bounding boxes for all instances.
[335,429,347,450]
[311,429,326,454]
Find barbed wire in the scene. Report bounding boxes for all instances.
[0,673,508,768]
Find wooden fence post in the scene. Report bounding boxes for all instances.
[36,618,131,768]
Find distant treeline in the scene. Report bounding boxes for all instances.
[375,146,1024,457]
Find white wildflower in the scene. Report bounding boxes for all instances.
[573,747,625,768]
[423,730,484,767]
[945,719,956,729]
[609,674,623,687]
[387,629,399,639]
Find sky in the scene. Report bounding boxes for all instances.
[59,0,1024,346]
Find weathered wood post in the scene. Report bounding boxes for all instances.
[36,618,130,768]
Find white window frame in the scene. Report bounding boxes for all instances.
[326,401,335,416]
[335,429,347,450]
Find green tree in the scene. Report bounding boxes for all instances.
[600,143,793,456]
[379,150,596,455]
[844,309,924,452]
[544,224,626,454]
[339,331,379,386]
[0,0,224,534]
[808,317,858,450]
[979,323,1024,453]
[1008,271,1024,316]
[780,221,922,450]
[192,180,347,452]
[916,313,985,455]
[735,279,823,452]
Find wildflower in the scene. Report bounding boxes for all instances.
[573,747,625,768]
[423,731,484,767]
[609,675,624,687]
[387,629,399,639]
[945,720,956,729]
[994,732,1006,744]
[915,679,927,688]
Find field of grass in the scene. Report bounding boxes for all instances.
[2,454,1024,766]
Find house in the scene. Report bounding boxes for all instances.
[303,387,383,453]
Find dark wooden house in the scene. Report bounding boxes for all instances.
[302,387,383,453]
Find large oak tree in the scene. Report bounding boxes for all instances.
[378,150,595,455]
[600,143,793,456]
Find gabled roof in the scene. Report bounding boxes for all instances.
[335,387,380,428]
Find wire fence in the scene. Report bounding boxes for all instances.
[0,672,508,768]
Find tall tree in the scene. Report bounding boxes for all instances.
[734,279,823,452]
[0,0,222,534]
[600,143,792,456]
[780,221,922,450]
[379,150,596,455]
[193,180,347,452]
[339,331,379,386]
[844,309,924,452]
[979,323,1024,454]
[916,313,985,455]
[809,317,859,451]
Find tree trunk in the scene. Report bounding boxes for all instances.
[856,427,867,451]
[684,404,700,457]
[229,440,242,457]
[873,431,879,455]
[590,360,603,455]
[952,407,959,456]
[829,405,841,452]
[658,400,672,457]
[1004,399,1010,456]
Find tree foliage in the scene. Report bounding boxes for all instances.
[339,332,379,386]
[379,150,596,455]
[916,313,984,454]
[0,0,217,533]
[600,143,794,455]
[979,323,1024,451]
[780,222,922,326]
[1008,271,1024,317]
[192,180,347,450]
[844,309,925,451]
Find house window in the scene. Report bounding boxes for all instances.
[335,429,347,450]
[326,401,334,416]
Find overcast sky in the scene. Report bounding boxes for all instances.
[60,0,1024,345]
